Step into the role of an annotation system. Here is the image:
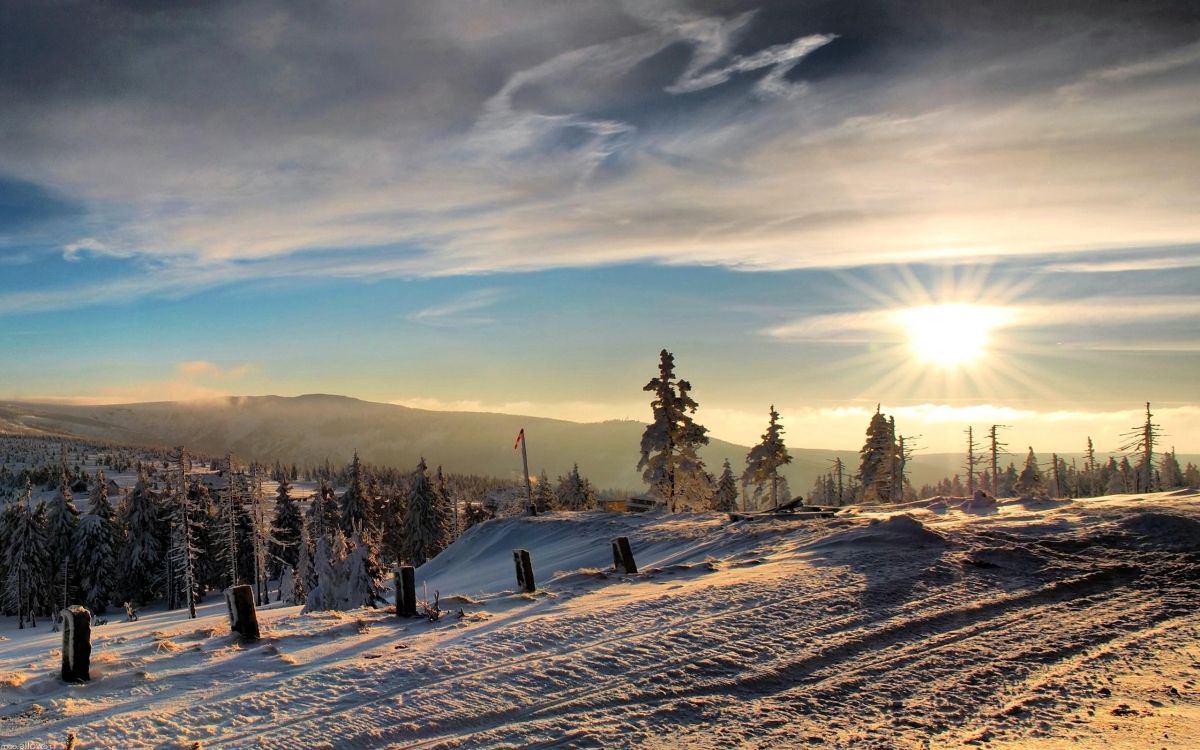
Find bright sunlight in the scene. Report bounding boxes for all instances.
[897,303,1011,368]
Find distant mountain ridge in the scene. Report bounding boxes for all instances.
[1,395,1192,495]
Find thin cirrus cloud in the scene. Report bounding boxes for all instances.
[765,297,1200,349]
[408,288,508,328]
[0,0,1196,310]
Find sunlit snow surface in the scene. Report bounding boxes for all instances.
[2,491,1199,748]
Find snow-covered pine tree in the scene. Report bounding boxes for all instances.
[857,406,899,504]
[532,470,555,514]
[339,451,370,538]
[1121,402,1161,493]
[555,464,595,511]
[637,349,709,513]
[1015,447,1044,497]
[75,469,119,614]
[120,468,162,605]
[168,448,201,618]
[302,526,346,613]
[341,526,384,609]
[401,458,441,567]
[1159,449,1184,489]
[381,483,406,567]
[712,460,738,512]
[268,475,303,579]
[297,519,316,599]
[743,405,793,510]
[1082,437,1099,497]
[47,462,80,613]
[215,454,240,589]
[4,485,50,628]
[434,466,454,551]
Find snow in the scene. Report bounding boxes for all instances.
[2,491,1199,748]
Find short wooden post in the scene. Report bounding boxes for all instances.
[225,584,260,641]
[395,566,417,617]
[513,549,535,593]
[60,606,91,683]
[612,536,637,574]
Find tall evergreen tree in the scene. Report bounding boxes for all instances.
[120,468,162,606]
[1015,447,1044,496]
[302,527,346,613]
[4,487,49,628]
[713,460,738,512]
[269,476,304,579]
[339,451,371,538]
[555,464,595,511]
[858,406,899,504]
[342,527,384,609]
[401,458,441,567]
[1121,402,1161,493]
[532,470,556,514]
[47,464,80,613]
[75,469,119,614]
[743,405,793,509]
[637,349,709,512]
[1159,448,1184,489]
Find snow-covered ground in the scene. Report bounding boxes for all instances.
[2,491,1199,748]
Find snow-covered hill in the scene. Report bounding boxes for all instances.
[2,491,1199,748]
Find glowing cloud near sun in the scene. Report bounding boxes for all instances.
[896,304,1012,368]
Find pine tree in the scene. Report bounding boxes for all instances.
[1015,447,1044,496]
[4,485,50,628]
[964,427,980,495]
[269,476,303,579]
[342,527,384,609]
[168,448,201,618]
[401,459,441,567]
[120,468,162,605]
[1159,448,1184,489]
[215,454,241,589]
[637,349,709,512]
[1082,437,1098,497]
[1104,457,1125,494]
[743,405,792,509]
[858,406,899,504]
[1121,402,1162,493]
[555,464,595,511]
[47,464,80,612]
[297,519,316,599]
[532,470,556,513]
[302,527,346,613]
[712,460,738,512]
[75,469,119,614]
[434,465,454,551]
[339,451,370,538]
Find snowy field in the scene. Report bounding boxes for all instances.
[2,491,1199,749]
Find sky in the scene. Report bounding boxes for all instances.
[1,0,1198,454]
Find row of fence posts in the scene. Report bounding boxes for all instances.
[59,537,640,682]
[395,535,638,615]
[59,584,261,684]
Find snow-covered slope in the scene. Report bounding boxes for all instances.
[2,491,1199,748]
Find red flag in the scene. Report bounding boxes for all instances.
[513,428,524,450]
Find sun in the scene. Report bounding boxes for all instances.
[896,303,1010,369]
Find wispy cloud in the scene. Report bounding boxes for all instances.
[765,296,1200,344]
[0,1,1197,311]
[408,288,507,328]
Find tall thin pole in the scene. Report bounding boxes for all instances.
[519,429,536,516]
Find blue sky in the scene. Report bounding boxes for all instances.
[1,0,1198,452]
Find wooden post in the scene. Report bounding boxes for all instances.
[519,429,536,516]
[225,584,260,641]
[395,566,417,617]
[60,606,91,683]
[513,549,535,593]
[611,536,638,574]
